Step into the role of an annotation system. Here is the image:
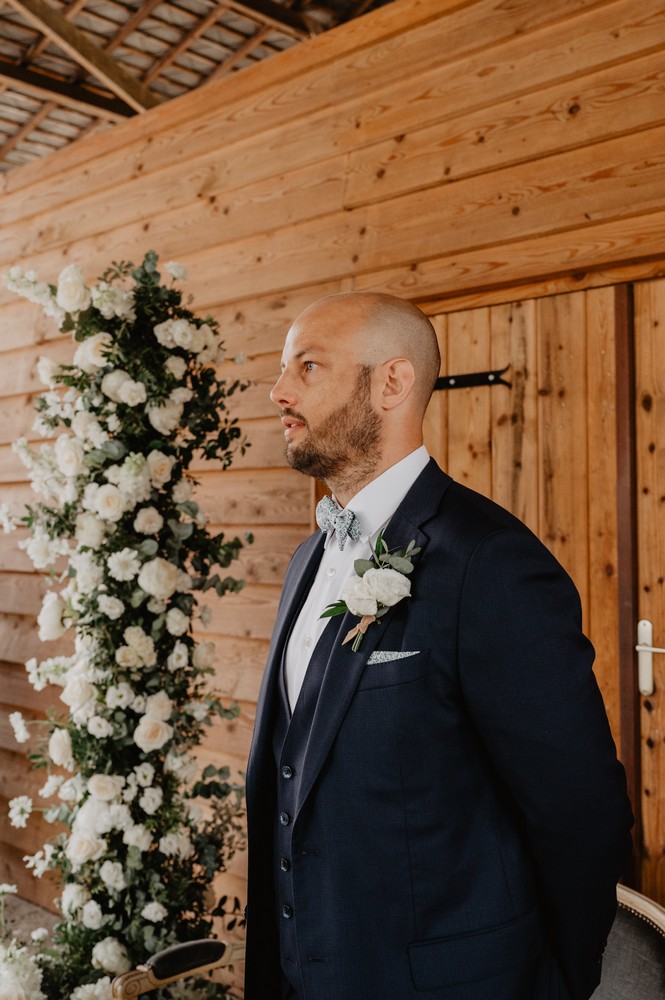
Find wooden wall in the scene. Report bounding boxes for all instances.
[1,0,665,980]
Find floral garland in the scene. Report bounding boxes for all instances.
[1,252,250,999]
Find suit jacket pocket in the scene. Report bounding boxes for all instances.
[356,650,430,691]
[408,908,541,990]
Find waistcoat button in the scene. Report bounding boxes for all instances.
[279,812,290,826]
[281,765,294,779]
[282,904,293,919]
[280,857,290,871]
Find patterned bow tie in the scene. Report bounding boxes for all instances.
[315,495,363,550]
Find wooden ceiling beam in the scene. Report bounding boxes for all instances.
[0,56,135,119]
[5,0,162,111]
[0,98,53,160]
[205,23,271,82]
[227,0,322,39]
[25,0,87,64]
[144,2,232,84]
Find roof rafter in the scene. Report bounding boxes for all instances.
[227,0,322,39]
[4,0,162,111]
[0,55,134,118]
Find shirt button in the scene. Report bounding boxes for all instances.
[327,567,336,577]
[282,904,293,919]
[279,812,290,826]
[280,857,290,872]
[303,636,313,648]
[281,765,294,779]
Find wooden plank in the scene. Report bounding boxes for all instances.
[0,338,73,397]
[422,313,448,470]
[194,468,311,525]
[489,299,539,533]
[353,207,665,303]
[584,286,621,745]
[0,573,48,617]
[634,277,665,903]
[0,302,66,354]
[344,48,665,207]
[535,292,590,620]
[445,307,492,496]
[206,584,282,641]
[0,612,73,665]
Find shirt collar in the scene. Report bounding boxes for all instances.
[325,446,429,548]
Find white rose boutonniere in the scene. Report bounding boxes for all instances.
[321,533,420,651]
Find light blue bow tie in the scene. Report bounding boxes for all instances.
[315,495,363,550]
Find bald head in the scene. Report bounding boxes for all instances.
[294,292,441,415]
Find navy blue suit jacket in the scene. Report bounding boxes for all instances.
[245,460,633,1000]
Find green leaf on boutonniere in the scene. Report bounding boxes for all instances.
[387,555,415,574]
[320,600,348,619]
[353,558,374,577]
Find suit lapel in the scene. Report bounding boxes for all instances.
[295,459,453,817]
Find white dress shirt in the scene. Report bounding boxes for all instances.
[284,446,430,709]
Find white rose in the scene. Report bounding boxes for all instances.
[98,594,125,620]
[340,575,378,617]
[165,355,187,380]
[60,883,90,916]
[56,264,91,313]
[115,646,139,668]
[38,591,68,641]
[75,512,106,549]
[88,774,124,801]
[137,557,179,600]
[60,674,95,714]
[172,478,192,502]
[92,937,131,975]
[105,682,133,708]
[138,786,163,815]
[117,379,147,406]
[361,567,411,607]
[55,434,85,477]
[74,797,111,835]
[165,607,189,636]
[147,399,183,435]
[36,355,59,386]
[144,691,173,722]
[147,450,175,487]
[100,369,131,402]
[94,483,125,522]
[65,831,106,870]
[81,899,103,929]
[0,974,29,999]
[73,332,112,373]
[123,823,152,851]
[133,507,163,534]
[99,859,126,891]
[192,641,215,670]
[134,716,173,754]
[166,641,189,671]
[142,901,168,922]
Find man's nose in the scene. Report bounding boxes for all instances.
[270,370,297,408]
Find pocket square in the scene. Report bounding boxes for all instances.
[367,650,420,664]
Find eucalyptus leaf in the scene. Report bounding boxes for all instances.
[139,538,159,556]
[388,556,414,574]
[130,587,147,608]
[353,558,374,577]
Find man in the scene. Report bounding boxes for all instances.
[244,291,633,1000]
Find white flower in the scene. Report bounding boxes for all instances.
[172,478,193,502]
[0,502,16,533]
[48,727,73,769]
[166,261,187,281]
[340,575,378,617]
[38,591,69,640]
[23,843,56,879]
[38,774,63,798]
[75,512,107,549]
[147,398,183,435]
[0,884,17,895]
[70,550,104,592]
[123,626,156,666]
[87,716,113,739]
[94,483,125,522]
[8,796,32,828]
[71,975,113,1000]
[100,369,131,402]
[98,594,125,620]
[115,645,139,668]
[73,332,113,373]
[142,901,168,922]
[60,883,90,916]
[36,355,60,386]
[199,604,212,626]
[31,927,49,943]
[59,773,85,803]
[105,682,134,708]
[91,937,131,975]
[147,597,167,614]
[91,280,136,321]
[107,547,140,581]
[144,691,173,722]
[185,701,208,722]
[9,712,30,744]
[166,641,189,672]
[137,557,180,600]
[65,831,106,870]
[122,823,152,851]
[192,641,215,670]
[147,450,175,487]
[71,411,107,448]
[361,566,411,606]
[133,506,163,534]
[165,607,189,636]
[23,527,67,569]
[138,785,163,815]
[99,859,126,891]
[54,434,86,477]
[74,797,110,836]
[159,829,193,860]
[60,673,96,715]
[164,751,197,783]
[165,355,187,380]
[56,264,91,313]
[117,378,146,406]
[134,716,173,754]
[88,774,124,801]
[81,900,104,929]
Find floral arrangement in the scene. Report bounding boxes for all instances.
[320,533,419,650]
[2,252,250,999]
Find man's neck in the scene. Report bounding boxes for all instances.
[326,439,424,507]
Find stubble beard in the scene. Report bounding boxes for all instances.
[283,365,382,491]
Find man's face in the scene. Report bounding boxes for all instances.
[270,308,382,483]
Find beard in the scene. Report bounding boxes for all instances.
[283,365,382,485]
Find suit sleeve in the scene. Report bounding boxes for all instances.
[457,526,633,1000]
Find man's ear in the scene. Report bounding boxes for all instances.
[379,358,416,409]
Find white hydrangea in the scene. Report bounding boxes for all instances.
[9,711,30,744]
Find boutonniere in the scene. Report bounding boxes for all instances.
[320,533,421,651]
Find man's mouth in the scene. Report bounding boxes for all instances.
[281,411,307,440]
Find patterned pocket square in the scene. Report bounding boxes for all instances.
[367,650,420,664]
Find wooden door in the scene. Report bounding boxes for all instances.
[634,278,665,902]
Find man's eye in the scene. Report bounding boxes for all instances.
[304,361,317,373]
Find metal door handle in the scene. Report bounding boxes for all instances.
[635,620,665,696]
